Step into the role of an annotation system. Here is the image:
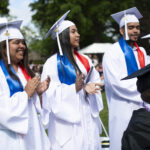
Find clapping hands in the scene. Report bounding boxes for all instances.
[36,76,51,96]
[25,76,50,99]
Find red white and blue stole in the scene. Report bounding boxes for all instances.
[57,50,90,85]
[19,63,31,81]
[119,38,145,75]
[0,59,31,97]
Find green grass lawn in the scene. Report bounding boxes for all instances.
[100,91,109,136]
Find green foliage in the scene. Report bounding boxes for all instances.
[29,38,55,57]
[100,91,109,136]
[29,0,150,56]
[0,0,9,15]
[135,0,150,54]
[21,26,38,45]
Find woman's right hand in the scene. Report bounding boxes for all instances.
[36,76,51,96]
[25,76,40,99]
[75,72,84,92]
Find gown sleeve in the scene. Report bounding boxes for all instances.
[0,69,29,134]
[31,92,42,114]
[84,56,103,118]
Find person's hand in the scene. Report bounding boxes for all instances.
[25,76,40,99]
[75,72,84,92]
[84,82,103,95]
[36,76,51,96]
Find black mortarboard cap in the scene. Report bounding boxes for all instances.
[122,64,150,93]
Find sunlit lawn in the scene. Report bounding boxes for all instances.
[100,91,109,137]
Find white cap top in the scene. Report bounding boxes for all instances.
[0,18,24,64]
[45,10,75,55]
[111,7,143,28]
[119,14,139,28]
[45,10,75,39]
[0,19,24,42]
[51,20,75,39]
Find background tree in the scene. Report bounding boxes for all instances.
[0,0,9,16]
[135,0,150,54]
[29,0,150,57]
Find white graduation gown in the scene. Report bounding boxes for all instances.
[41,53,103,150]
[0,67,50,150]
[102,42,148,150]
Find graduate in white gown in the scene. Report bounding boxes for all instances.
[0,18,50,150]
[102,7,148,150]
[41,10,103,150]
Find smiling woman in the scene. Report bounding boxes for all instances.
[0,18,50,150]
[9,39,26,70]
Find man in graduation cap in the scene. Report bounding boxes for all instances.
[122,64,150,150]
[102,7,149,150]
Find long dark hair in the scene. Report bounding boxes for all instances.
[59,27,81,74]
[0,40,35,84]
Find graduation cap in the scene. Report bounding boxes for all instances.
[111,7,143,40]
[122,64,150,93]
[141,34,150,39]
[0,18,24,64]
[141,34,150,44]
[45,10,75,56]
